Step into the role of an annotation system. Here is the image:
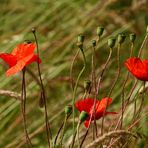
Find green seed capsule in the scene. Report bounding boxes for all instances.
[80,111,88,122]
[97,26,104,37]
[129,33,136,43]
[84,80,91,90]
[65,105,72,115]
[91,40,96,47]
[77,34,85,43]
[117,34,126,44]
[108,38,116,48]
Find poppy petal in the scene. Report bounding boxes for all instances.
[0,53,17,67]
[84,120,90,128]
[75,98,95,113]
[6,54,40,76]
[94,97,112,119]
[12,43,36,60]
[125,57,148,81]
[6,60,26,76]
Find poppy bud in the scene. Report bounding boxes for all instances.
[24,40,32,44]
[108,38,116,48]
[77,34,85,43]
[79,111,88,122]
[84,80,91,90]
[91,40,96,47]
[77,42,83,50]
[65,105,72,115]
[129,33,136,43]
[31,27,36,33]
[117,34,126,44]
[97,26,104,37]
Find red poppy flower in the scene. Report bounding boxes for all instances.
[125,57,148,81]
[0,43,41,76]
[75,98,117,127]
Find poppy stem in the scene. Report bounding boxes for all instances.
[60,115,68,147]
[101,45,116,135]
[72,46,86,142]
[138,33,148,58]
[21,68,32,147]
[32,29,52,147]
[81,48,113,147]
[71,120,81,148]
[120,42,134,129]
[54,113,71,146]
[91,42,98,138]
[135,82,145,119]
[70,49,80,91]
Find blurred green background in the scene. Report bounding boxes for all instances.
[0,0,147,147]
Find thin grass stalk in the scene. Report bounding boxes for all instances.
[80,48,112,147]
[72,46,86,141]
[21,68,32,147]
[32,29,52,147]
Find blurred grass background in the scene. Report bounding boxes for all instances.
[0,0,147,147]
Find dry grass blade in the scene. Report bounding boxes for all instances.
[85,130,137,148]
[0,89,21,101]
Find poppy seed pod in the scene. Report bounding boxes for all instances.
[77,42,83,50]
[97,26,104,37]
[77,34,85,43]
[91,40,96,47]
[117,34,126,44]
[84,80,91,90]
[79,111,88,122]
[31,27,36,33]
[129,33,136,43]
[65,105,72,115]
[108,38,116,48]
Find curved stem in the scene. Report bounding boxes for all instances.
[32,31,52,147]
[72,47,86,140]
[80,48,112,147]
[120,42,134,129]
[138,33,148,58]
[21,68,32,147]
[60,115,67,147]
[70,49,80,91]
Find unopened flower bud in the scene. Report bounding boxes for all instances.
[108,38,116,48]
[97,26,104,37]
[77,42,83,50]
[31,27,36,33]
[79,111,88,122]
[65,105,72,115]
[77,34,85,43]
[24,40,32,44]
[146,25,148,34]
[84,80,91,90]
[117,34,126,44]
[129,33,136,43]
[91,40,96,47]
